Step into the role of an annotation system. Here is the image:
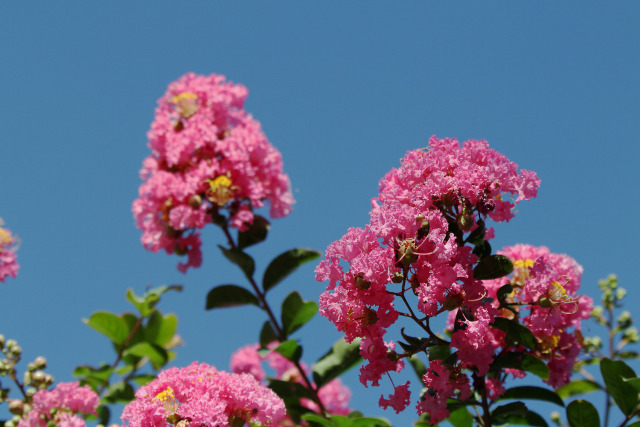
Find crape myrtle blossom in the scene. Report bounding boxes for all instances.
[482,244,593,389]
[316,136,541,420]
[121,362,286,427]
[230,343,352,418]
[133,73,294,272]
[17,382,99,427]
[0,218,19,283]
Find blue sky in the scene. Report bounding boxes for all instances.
[1,2,639,425]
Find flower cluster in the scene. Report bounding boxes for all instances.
[18,382,99,427]
[133,73,294,272]
[482,244,593,389]
[316,136,542,421]
[121,362,286,426]
[0,219,19,283]
[230,343,352,419]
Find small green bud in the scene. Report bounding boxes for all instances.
[364,308,379,325]
[23,371,32,386]
[550,411,562,426]
[623,327,639,343]
[354,273,371,290]
[616,288,627,301]
[0,334,5,348]
[386,350,400,362]
[33,356,47,370]
[188,194,202,209]
[8,399,23,415]
[30,371,46,386]
[5,340,17,351]
[537,296,553,308]
[391,272,404,283]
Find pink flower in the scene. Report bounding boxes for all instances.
[18,382,98,427]
[133,73,294,272]
[121,362,286,427]
[379,381,411,414]
[0,219,19,283]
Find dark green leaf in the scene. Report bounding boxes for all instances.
[557,380,602,399]
[205,284,259,309]
[625,377,640,392]
[491,318,537,350]
[428,344,451,361]
[496,284,514,305]
[218,246,255,280]
[102,382,135,404]
[260,321,278,347]
[500,410,549,427]
[300,414,332,426]
[491,402,528,419]
[600,358,639,416]
[281,291,318,337]
[626,422,640,427]
[263,248,321,293]
[491,352,549,380]
[96,405,110,426]
[238,215,270,249]
[566,400,600,427]
[398,328,429,353]
[313,337,362,388]
[73,364,112,382]
[409,355,427,380]
[269,379,314,401]
[499,386,564,407]
[83,312,129,345]
[472,240,492,260]
[274,339,302,363]
[473,254,513,280]
[145,312,178,347]
[466,219,486,245]
[350,417,392,427]
[448,407,473,427]
[123,342,168,370]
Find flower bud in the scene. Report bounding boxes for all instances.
[354,273,371,291]
[32,356,47,370]
[5,339,17,351]
[537,296,553,308]
[391,272,404,284]
[23,371,32,385]
[8,400,23,415]
[386,350,400,362]
[623,327,639,343]
[173,245,188,256]
[31,370,46,386]
[364,308,379,325]
[442,293,464,311]
[188,194,202,209]
[616,288,627,301]
[0,334,4,348]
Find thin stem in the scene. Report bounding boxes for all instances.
[480,376,492,427]
[604,304,615,427]
[9,369,29,402]
[220,222,328,416]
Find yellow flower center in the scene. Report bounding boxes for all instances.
[207,175,235,206]
[511,258,534,286]
[0,228,10,245]
[171,92,199,119]
[548,280,568,301]
[154,386,178,414]
[513,259,535,269]
[537,334,561,356]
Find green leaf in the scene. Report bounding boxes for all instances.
[131,374,156,386]
[205,284,259,309]
[491,318,537,350]
[556,380,602,399]
[238,215,270,249]
[102,382,135,404]
[313,337,362,389]
[625,377,640,392]
[500,410,549,427]
[260,321,278,347]
[269,379,314,401]
[409,355,427,380]
[83,312,129,345]
[124,342,168,370]
[448,407,473,427]
[499,386,564,407]
[281,291,318,337]
[490,352,549,380]
[466,219,486,245]
[496,284,514,305]
[600,358,639,416]
[126,285,182,317]
[263,248,321,293]
[566,399,600,427]
[300,413,332,426]
[218,246,255,280]
[350,417,392,427]
[73,364,112,382]
[472,240,492,260]
[274,339,302,363]
[145,312,178,347]
[626,422,640,427]
[121,313,145,347]
[473,255,514,280]
[428,344,451,361]
[491,402,528,419]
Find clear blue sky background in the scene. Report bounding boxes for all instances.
[1,2,639,426]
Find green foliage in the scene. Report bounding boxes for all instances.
[83,312,129,345]
[237,214,270,249]
[126,285,182,317]
[263,248,321,293]
[556,380,602,399]
[273,339,303,363]
[498,386,564,407]
[490,352,549,380]
[473,254,514,280]
[313,337,362,389]
[599,358,639,416]
[301,413,391,427]
[218,245,256,281]
[491,318,537,350]
[205,284,260,309]
[281,291,318,338]
[566,400,600,427]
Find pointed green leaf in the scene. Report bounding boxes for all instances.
[313,337,362,389]
[448,407,473,427]
[102,382,135,404]
[409,355,427,380]
[126,285,182,317]
[472,240,492,259]
[497,284,514,305]
[300,413,332,426]
[491,402,528,419]
[145,312,178,347]
[566,400,600,427]
[281,291,318,337]
[351,417,391,427]
[238,215,270,249]
[84,312,129,345]
[625,377,640,392]
[124,342,168,370]
[600,358,639,415]
[218,246,255,280]
[557,380,602,399]
[491,318,537,350]
[205,284,259,309]
[499,386,564,407]
[501,410,548,427]
[473,254,514,280]
[274,339,302,363]
[491,352,549,380]
[73,364,113,382]
[428,344,451,361]
[263,248,321,293]
[466,219,486,245]
[269,379,314,401]
[260,321,278,347]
